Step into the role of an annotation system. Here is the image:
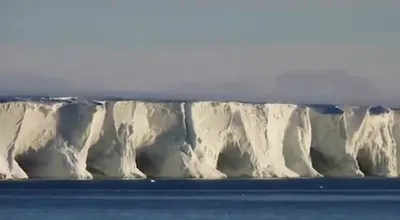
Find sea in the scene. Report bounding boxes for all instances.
[1,178,400,220]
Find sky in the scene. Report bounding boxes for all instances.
[1,0,400,104]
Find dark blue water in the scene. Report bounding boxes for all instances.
[1,178,400,219]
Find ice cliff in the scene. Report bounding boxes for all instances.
[309,105,396,177]
[0,97,399,179]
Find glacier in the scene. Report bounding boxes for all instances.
[0,97,399,180]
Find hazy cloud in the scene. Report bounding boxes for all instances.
[1,2,400,104]
[1,43,399,104]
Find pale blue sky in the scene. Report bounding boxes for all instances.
[2,1,399,46]
[1,1,400,104]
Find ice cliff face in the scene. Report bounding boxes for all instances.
[186,102,318,178]
[392,109,400,176]
[0,102,27,179]
[86,101,222,179]
[0,97,399,179]
[309,105,396,177]
[0,100,104,179]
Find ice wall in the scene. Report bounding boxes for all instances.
[352,106,396,176]
[392,109,400,176]
[0,102,27,179]
[308,105,362,177]
[282,106,321,177]
[0,100,104,179]
[87,101,223,179]
[309,105,396,177]
[0,97,399,180]
[187,102,296,178]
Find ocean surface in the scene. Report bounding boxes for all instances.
[1,178,400,220]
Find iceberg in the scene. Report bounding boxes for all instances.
[0,97,399,179]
